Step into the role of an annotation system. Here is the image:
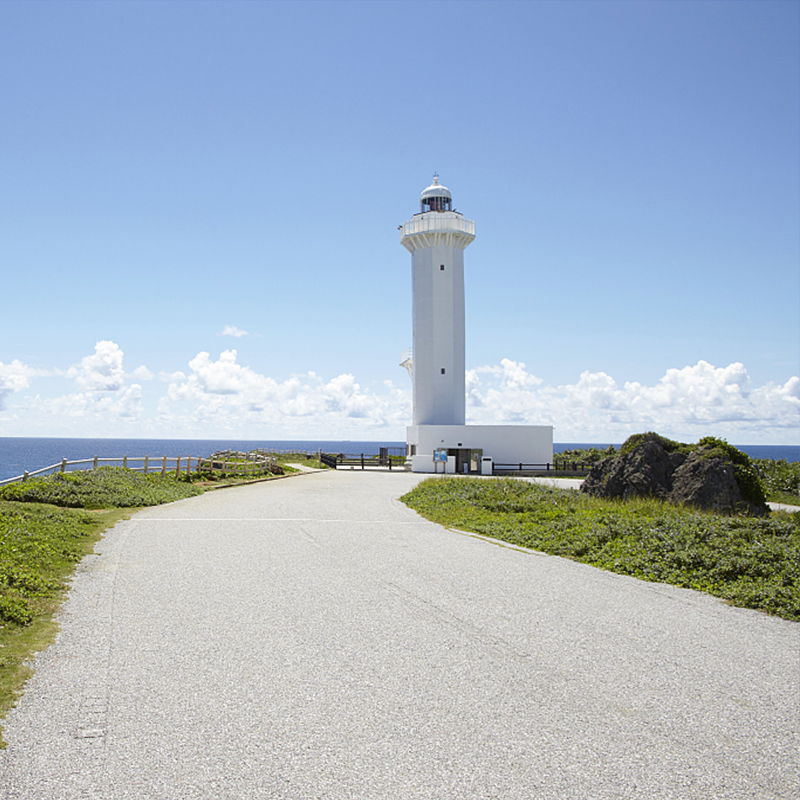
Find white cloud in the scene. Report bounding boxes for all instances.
[466,359,799,443]
[131,365,154,380]
[220,325,250,338]
[159,350,410,437]
[1,345,796,444]
[66,340,125,391]
[0,359,43,408]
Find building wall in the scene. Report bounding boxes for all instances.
[407,424,553,469]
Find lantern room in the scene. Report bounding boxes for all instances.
[420,175,452,213]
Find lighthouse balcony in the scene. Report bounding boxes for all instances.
[401,213,475,238]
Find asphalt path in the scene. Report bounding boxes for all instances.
[1,470,797,799]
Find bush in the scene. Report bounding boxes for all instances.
[695,436,767,508]
[0,467,202,509]
[755,459,800,504]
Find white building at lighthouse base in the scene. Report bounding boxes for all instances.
[406,424,553,475]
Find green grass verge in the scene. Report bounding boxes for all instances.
[0,466,202,508]
[401,477,800,621]
[0,503,131,746]
[0,468,206,746]
[754,459,800,506]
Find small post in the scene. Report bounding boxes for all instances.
[123,455,128,469]
[61,458,67,473]
[176,456,181,477]
[93,456,99,470]
[23,470,29,482]
[161,456,167,477]
[361,454,365,470]
[144,455,149,475]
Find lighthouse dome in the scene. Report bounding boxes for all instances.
[420,175,453,212]
[420,175,452,201]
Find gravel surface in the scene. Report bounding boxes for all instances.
[1,470,797,799]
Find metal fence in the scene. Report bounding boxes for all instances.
[492,462,593,476]
[320,448,406,471]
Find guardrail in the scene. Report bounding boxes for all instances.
[0,451,280,487]
[492,462,594,476]
[320,451,406,471]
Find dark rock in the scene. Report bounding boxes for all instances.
[582,439,674,500]
[581,437,769,515]
[668,453,740,512]
[669,452,768,516]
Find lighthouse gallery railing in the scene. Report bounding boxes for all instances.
[401,215,475,237]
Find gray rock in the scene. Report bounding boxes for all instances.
[582,439,674,500]
[669,452,768,516]
[581,438,768,515]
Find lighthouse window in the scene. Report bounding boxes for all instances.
[440,264,445,270]
[441,368,446,374]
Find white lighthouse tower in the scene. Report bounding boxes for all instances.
[401,175,475,426]
[401,176,553,474]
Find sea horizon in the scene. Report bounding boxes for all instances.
[0,436,797,482]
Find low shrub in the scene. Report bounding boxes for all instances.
[401,477,800,621]
[0,467,202,509]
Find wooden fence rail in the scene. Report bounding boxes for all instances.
[0,452,279,487]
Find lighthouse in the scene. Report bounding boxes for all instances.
[400,176,553,474]
[400,175,475,426]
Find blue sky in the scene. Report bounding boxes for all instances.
[1,0,798,444]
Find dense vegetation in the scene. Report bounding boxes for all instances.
[754,458,800,506]
[553,446,617,467]
[0,467,202,508]
[401,477,800,621]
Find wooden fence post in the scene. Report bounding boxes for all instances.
[93,456,98,470]
[175,456,181,477]
[61,458,67,473]
[123,455,127,469]
[23,470,28,482]
[144,456,149,475]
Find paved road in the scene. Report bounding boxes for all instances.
[1,471,797,799]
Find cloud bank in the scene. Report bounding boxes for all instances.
[1,343,797,443]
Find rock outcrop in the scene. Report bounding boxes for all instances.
[581,433,769,516]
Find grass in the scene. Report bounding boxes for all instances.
[0,466,202,508]
[0,502,131,745]
[272,451,331,471]
[401,477,800,622]
[754,458,800,506]
[0,468,207,746]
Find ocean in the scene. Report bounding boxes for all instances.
[0,437,797,483]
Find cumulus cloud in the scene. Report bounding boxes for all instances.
[466,359,800,442]
[30,384,144,426]
[0,359,43,408]
[2,343,796,443]
[161,350,410,436]
[131,365,154,380]
[66,340,125,391]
